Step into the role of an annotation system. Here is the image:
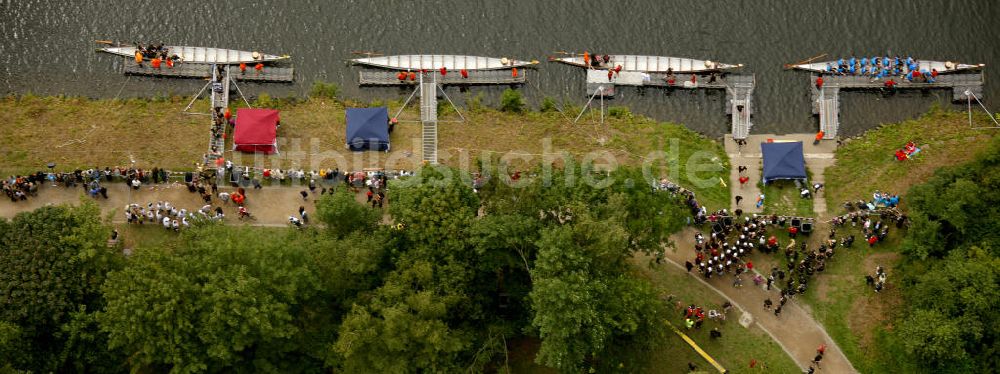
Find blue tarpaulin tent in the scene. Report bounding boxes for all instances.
[346,107,390,151]
[761,141,807,184]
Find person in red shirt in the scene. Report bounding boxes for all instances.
[895,149,908,161]
[868,235,878,246]
[739,175,750,186]
[746,261,753,272]
[815,76,824,89]
[788,226,798,238]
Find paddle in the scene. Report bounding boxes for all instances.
[784,53,827,69]
[95,40,115,45]
[350,51,383,56]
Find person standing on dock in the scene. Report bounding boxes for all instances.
[815,76,823,89]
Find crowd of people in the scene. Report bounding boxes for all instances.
[823,55,941,82]
[124,200,224,232]
[3,174,40,202]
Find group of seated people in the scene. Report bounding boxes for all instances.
[2,175,40,202]
[894,141,921,161]
[124,201,225,231]
[825,56,939,82]
[136,43,178,61]
[583,52,614,68]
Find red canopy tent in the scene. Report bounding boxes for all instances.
[233,108,279,154]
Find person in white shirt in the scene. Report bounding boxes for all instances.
[162,216,171,229]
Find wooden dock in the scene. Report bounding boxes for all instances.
[121,59,294,83]
[809,71,984,139]
[359,69,527,86]
[586,70,756,139]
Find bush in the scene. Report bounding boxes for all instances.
[467,93,485,113]
[539,97,558,113]
[608,106,632,119]
[253,92,273,108]
[310,81,340,100]
[500,88,524,113]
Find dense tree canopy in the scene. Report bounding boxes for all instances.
[0,201,123,372]
[99,225,329,373]
[2,161,689,372]
[896,137,1000,371]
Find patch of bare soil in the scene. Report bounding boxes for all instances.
[848,252,903,349]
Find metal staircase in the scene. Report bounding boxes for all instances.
[419,76,438,164]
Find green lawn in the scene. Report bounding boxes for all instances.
[759,179,814,217]
[629,258,799,374]
[824,107,996,211]
[1,96,729,212]
[796,225,916,374]
[806,107,1000,374]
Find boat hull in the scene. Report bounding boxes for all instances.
[550,55,741,73]
[100,46,289,64]
[793,60,982,74]
[351,55,536,71]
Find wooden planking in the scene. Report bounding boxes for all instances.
[359,69,526,86]
[121,59,294,82]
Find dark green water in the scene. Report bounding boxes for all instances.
[1,0,997,137]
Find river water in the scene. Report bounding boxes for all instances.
[1,0,997,137]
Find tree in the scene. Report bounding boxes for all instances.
[389,166,480,258]
[898,309,969,367]
[334,260,473,373]
[0,202,123,372]
[316,187,380,238]
[529,207,660,371]
[896,137,1000,371]
[98,225,327,372]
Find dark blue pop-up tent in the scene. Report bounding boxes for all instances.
[346,107,390,151]
[761,141,807,184]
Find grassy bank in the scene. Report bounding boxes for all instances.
[824,107,996,210]
[806,107,999,372]
[0,94,730,210]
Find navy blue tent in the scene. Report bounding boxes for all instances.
[761,141,807,183]
[346,107,390,151]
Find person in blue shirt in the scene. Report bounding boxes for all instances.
[849,56,856,67]
[923,70,935,83]
[906,71,914,81]
[838,66,845,74]
[861,66,869,75]
[838,58,845,68]
[849,65,856,75]
[861,57,868,67]
[883,56,890,67]
[826,63,834,72]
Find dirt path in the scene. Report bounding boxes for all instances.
[0,180,378,227]
[664,227,858,373]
